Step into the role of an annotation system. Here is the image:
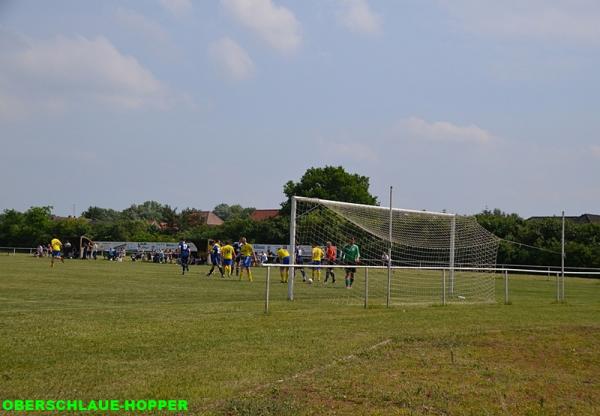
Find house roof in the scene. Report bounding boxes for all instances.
[250,209,280,221]
[147,211,223,228]
[204,211,224,226]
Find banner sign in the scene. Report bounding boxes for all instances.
[93,241,198,252]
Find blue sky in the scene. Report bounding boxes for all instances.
[1,0,599,217]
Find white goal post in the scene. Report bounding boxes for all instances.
[287,196,500,305]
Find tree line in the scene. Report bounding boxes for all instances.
[0,166,598,268]
[476,209,600,268]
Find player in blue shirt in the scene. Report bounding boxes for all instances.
[206,239,225,277]
[178,239,191,275]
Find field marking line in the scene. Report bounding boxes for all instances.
[199,338,393,411]
[257,338,392,391]
[201,323,600,411]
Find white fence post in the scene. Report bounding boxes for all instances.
[442,269,446,305]
[504,270,509,304]
[265,266,271,314]
[364,267,369,309]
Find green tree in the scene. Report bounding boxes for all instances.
[179,208,207,230]
[281,166,378,213]
[122,201,164,221]
[0,209,26,246]
[213,204,232,221]
[213,203,255,221]
[160,204,179,232]
[81,206,121,222]
[22,207,53,246]
[51,217,92,245]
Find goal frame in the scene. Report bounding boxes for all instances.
[287,196,458,303]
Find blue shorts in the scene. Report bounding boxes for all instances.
[210,254,221,264]
[223,259,233,266]
[281,256,290,265]
[52,250,61,258]
[312,260,322,269]
[242,256,252,268]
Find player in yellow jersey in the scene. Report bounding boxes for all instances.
[239,237,256,282]
[221,241,235,277]
[50,237,64,267]
[276,246,290,283]
[311,243,324,283]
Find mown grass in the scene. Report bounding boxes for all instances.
[0,255,598,415]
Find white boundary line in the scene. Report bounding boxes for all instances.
[250,338,392,393]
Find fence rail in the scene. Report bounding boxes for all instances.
[261,263,600,276]
[0,247,36,255]
[262,264,592,313]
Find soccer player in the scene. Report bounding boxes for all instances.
[294,245,306,281]
[178,239,191,275]
[341,236,360,288]
[221,240,235,277]
[276,245,290,283]
[239,237,256,282]
[50,237,64,267]
[206,239,225,277]
[233,239,242,276]
[324,241,337,283]
[311,243,324,283]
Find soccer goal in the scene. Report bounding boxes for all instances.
[286,196,500,305]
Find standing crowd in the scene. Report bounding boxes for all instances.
[41,235,361,289]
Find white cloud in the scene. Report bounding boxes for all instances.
[221,0,301,53]
[440,0,600,44]
[209,37,255,81]
[591,145,600,158]
[0,33,170,119]
[115,7,169,44]
[336,0,382,35]
[397,117,494,144]
[158,0,192,18]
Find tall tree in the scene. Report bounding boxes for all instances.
[213,203,255,221]
[81,206,121,222]
[281,166,378,213]
[121,201,164,221]
[213,203,232,221]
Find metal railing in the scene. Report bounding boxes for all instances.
[0,247,37,255]
[261,263,599,313]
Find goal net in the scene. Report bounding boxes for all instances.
[289,197,500,305]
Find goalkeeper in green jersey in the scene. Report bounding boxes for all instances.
[341,236,360,289]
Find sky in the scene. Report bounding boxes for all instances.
[1,0,599,218]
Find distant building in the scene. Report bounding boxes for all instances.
[527,214,600,224]
[202,211,225,226]
[250,209,280,221]
[147,211,223,230]
[180,211,224,226]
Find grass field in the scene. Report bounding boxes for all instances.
[1,255,599,415]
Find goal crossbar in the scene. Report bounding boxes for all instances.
[293,196,455,217]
